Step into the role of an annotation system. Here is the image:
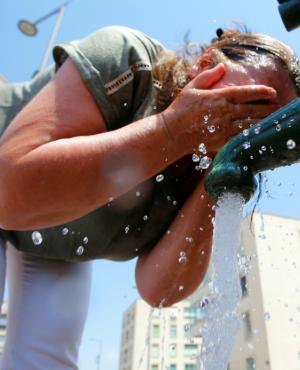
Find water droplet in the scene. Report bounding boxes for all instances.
[125,225,130,234]
[108,196,114,202]
[200,297,209,308]
[178,251,187,264]
[287,139,296,150]
[261,146,267,151]
[156,174,164,182]
[185,236,193,243]
[192,153,200,162]
[275,124,281,132]
[250,155,254,160]
[83,236,89,244]
[32,231,43,246]
[243,166,248,171]
[62,227,69,236]
[76,246,84,256]
[123,102,128,107]
[264,312,270,321]
[178,285,184,292]
[203,115,209,124]
[207,125,215,133]
[243,141,251,150]
[143,215,149,221]
[254,127,261,134]
[198,143,207,154]
[199,156,212,169]
[282,113,287,119]
[243,129,249,137]
[136,191,141,197]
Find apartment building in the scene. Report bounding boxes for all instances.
[190,213,300,370]
[119,298,202,370]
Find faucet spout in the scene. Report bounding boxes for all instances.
[205,98,300,201]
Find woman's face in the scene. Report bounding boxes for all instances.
[211,55,298,107]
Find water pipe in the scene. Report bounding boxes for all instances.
[205,98,300,201]
[278,0,300,31]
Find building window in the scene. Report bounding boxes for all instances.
[152,324,160,338]
[151,365,159,370]
[243,312,252,340]
[170,344,177,358]
[170,307,178,318]
[152,308,161,318]
[170,324,177,338]
[184,344,198,357]
[123,349,128,363]
[184,307,198,320]
[170,365,177,370]
[240,276,248,297]
[246,357,256,370]
[152,344,160,358]
[185,365,197,370]
[184,323,192,337]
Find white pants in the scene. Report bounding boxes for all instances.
[0,241,92,370]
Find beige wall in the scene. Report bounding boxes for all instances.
[251,214,300,370]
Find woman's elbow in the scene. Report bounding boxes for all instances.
[135,261,183,308]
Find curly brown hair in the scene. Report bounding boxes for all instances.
[153,29,300,110]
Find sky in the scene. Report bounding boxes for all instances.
[2,0,300,369]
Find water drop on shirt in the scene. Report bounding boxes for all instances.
[32,231,43,246]
[287,139,296,150]
[156,174,164,182]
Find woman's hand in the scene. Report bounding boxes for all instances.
[160,64,279,155]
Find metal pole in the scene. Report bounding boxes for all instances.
[95,340,102,370]
[38,5,65,74]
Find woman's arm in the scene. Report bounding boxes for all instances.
[0,59,278,230]
[135,178,214,307]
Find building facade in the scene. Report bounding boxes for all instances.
[119,299,202,370]
[190,213,300,370]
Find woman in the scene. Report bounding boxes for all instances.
[0,26,298,369]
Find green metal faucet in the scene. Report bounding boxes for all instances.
[205,98,300,201]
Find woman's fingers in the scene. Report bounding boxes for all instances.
[230,102,280,119]
[189,63,226,89]
[219,84,278,104]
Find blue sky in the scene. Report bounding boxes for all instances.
[2,1,300,369]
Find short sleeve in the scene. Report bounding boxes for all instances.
[53,26,165,130]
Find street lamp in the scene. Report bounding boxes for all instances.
[17,0,74,74]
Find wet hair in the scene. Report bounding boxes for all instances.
[153,28,300,109]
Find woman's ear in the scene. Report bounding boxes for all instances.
[188,49,216,80]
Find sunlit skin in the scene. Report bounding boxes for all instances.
[136,57,298,307]
[0,56,286,308]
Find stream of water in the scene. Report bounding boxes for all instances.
[199,193,244,370]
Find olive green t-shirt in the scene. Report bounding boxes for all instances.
[0,26,201,262]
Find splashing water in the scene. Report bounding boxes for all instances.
[200,193,244,370]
